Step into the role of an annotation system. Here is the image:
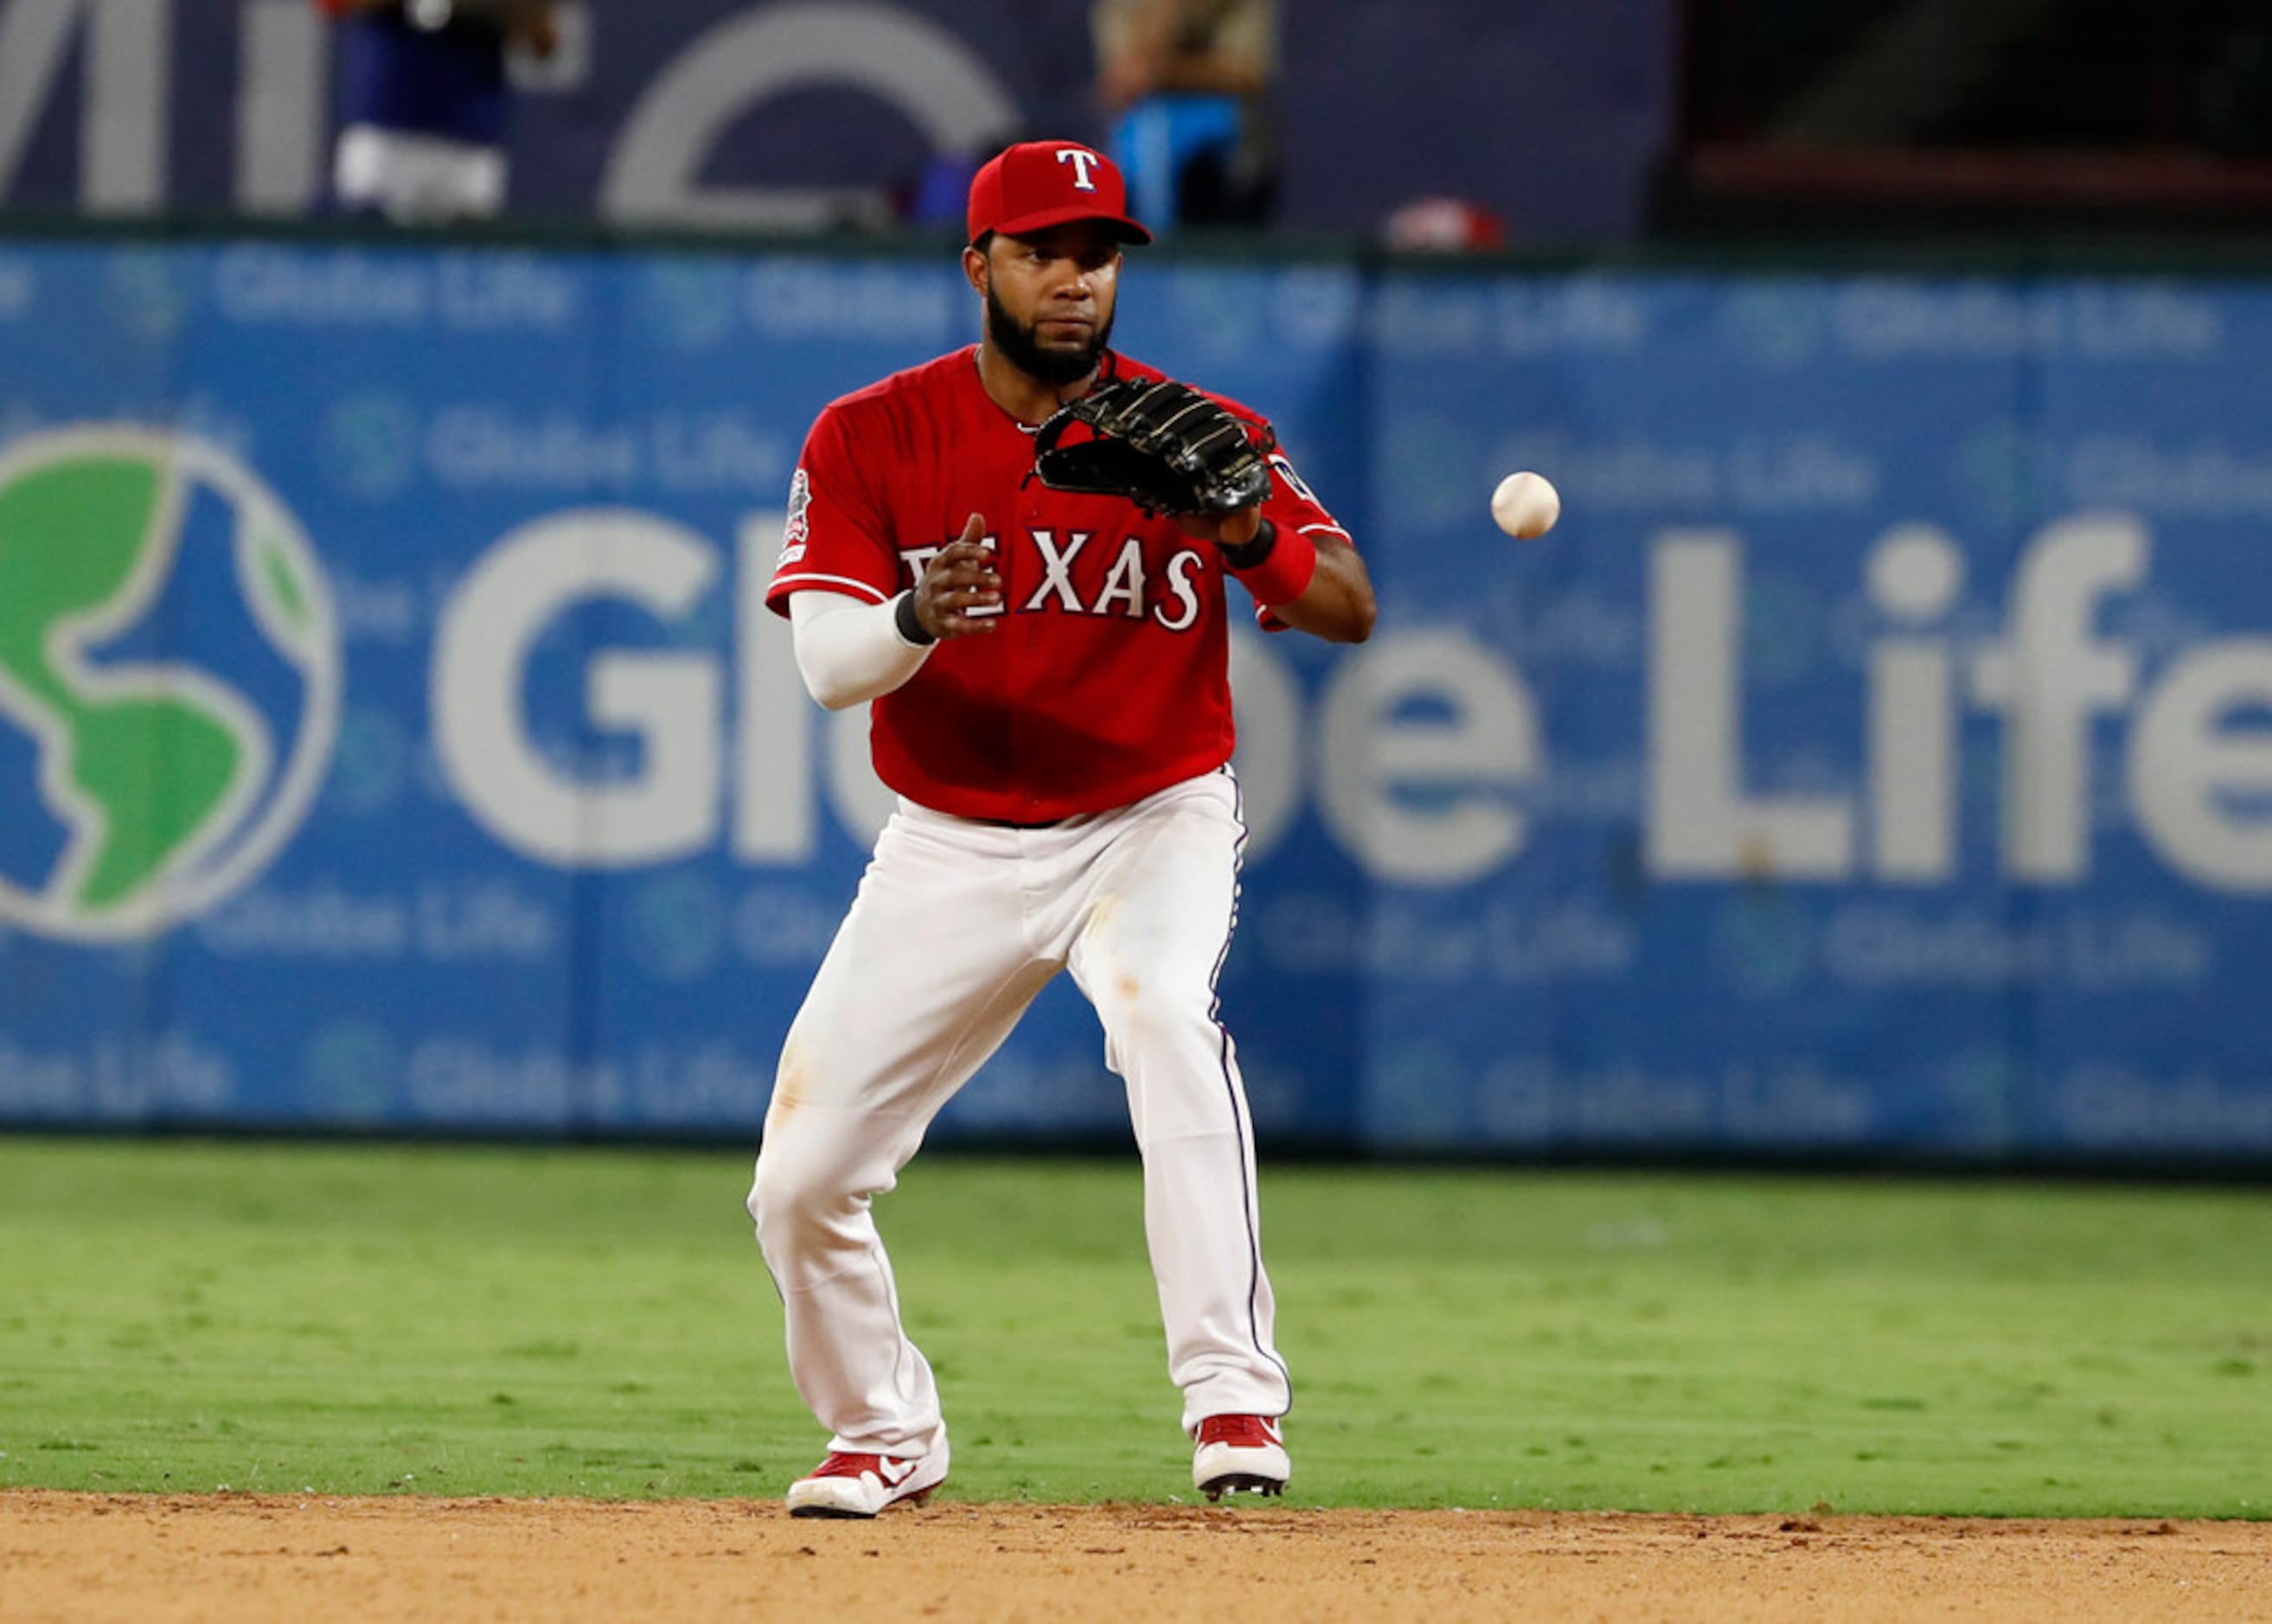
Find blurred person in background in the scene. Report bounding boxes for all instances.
[1093,0,1278,229]
[317,0,560,224]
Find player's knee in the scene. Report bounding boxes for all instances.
[748,1142,815,1245]
[748,1137,863,1260]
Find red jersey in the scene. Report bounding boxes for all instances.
[767,348,1349,824]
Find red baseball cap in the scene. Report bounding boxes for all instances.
[966,141,1152,246]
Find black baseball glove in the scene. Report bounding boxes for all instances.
[1032,377,1276,516]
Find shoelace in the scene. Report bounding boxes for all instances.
[1197,1416,1279,1448]
[808,1451,913,1482]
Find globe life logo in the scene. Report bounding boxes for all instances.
[0,429,342,939]
[434,505,2272,895]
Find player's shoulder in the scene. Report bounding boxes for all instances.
[819,347,975,427]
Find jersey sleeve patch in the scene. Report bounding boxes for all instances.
[1269,452,1318,506]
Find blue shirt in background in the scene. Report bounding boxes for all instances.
[336,10,512,147]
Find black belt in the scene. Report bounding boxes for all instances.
[976,815,1066,830]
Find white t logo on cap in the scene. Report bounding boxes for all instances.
[1057,148,1103,191]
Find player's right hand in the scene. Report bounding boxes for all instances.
[914,514,1002,639]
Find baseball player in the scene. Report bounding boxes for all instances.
[748,138,1375,1517]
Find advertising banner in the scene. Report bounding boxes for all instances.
[3,235,2269,1161]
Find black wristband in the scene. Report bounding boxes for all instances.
[893,591,937,646]
[1217,516,1277,572]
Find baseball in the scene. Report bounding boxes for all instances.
[1490,471,1560,540]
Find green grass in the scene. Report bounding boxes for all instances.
[0,1136,2266,1516]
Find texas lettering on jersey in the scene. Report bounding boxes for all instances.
[767,347,1350,824]
[901,527,1210,632]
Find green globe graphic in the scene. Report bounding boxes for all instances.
[0,428,340,939]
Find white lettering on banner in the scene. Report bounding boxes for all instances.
[421,407,786,496]
[1838,282,2060,360]
[429,511,1546,879]
[1865,525,1964,879]
[1821,904,2211,990]
[2128,646,2272,888]
[0,1033,231,1115]
[1497,432,1880,515]
[2055,1065,2272,1146]
[1493,278,1650,355]
[1834,282,2223,361]
[1484,1058,1878,1144]
[1728,436,1878,509]
[631,1042,771,1117]
[198,880,411,957]
[2064,285,2222,358]
[434,255,579,329]
[1374,280,1651,358]
[433,511,723,866]
[405,1039,595,1119]
[1648,512,2272,891]
[1968,515,2146,880]
[651,412,787,493]
[426,501,2272,898]
[419,880,557,962]
[1568,438,1713,508]
[191,880,558,962]
[1719,1062,1876,1141]
[427,407,641,491]
[2068,435,2272,517]
[328,567,423,643]
[0,1039,85,1111]
[211,248,581,330]
[1649,534,1853,878]
[735,515,824,861]
[744,259,957,340]
[1253,892,1635,982]
[88,1031,234,1114]
[1226,631,1301,852]
[1316,632,1541,885]
[216,246,429,326]
[1561,1065,1715,1138]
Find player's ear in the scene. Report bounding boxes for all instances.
[962,243,990,297]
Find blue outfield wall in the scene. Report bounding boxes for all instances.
[3,235,2272,1163]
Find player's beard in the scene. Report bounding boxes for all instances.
[987,285,1114,387]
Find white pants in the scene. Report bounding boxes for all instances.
[747,767,1290,1458]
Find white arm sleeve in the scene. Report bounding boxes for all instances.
[788,589,934,710]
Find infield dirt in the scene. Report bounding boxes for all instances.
[4,1491,2270,1621]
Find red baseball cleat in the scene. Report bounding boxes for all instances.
[1192,1413,1290,1501]
[785,1447,948,1518]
